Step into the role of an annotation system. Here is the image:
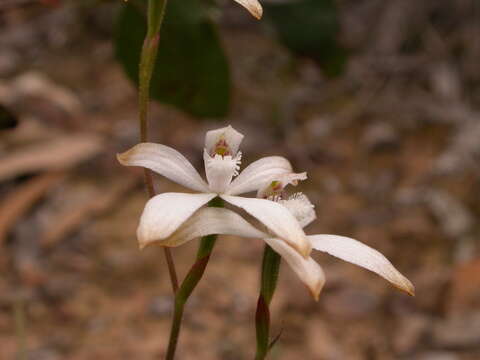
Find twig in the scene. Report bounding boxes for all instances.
[0,134,103,182]
[0,172,65,245]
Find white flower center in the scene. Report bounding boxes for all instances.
[204,151,242,193]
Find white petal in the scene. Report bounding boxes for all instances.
[233,0,263,19]
[264,237,325,301]
[117,143,209,192]
[159,207,268,247]
[204,150,241,193]
[205,125,244,156]
[309,235,415,296]
[226,156,293,196]
[279,193,316,228]
[221,195,311,257]
[137,192,216,249]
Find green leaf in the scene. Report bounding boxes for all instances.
[115,0,230,118]
[264,0,347,77]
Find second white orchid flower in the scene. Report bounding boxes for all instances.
[247,175,415,300]
[117,125,311,256]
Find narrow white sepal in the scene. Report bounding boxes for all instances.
[137,192,216,249]
[204,149,241,194]
[264,237,325,301]
[226,156,293,196]
[309,235,415,296]
[233,0,263,19]
[117,143,209,192]
[220,195,312,257]
[158,207,268,247]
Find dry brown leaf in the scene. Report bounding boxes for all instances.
[0,134,104,181]
[0,172,65,244]
[448,258,480,315]
[11,71,83,115]
[41,175,139,248]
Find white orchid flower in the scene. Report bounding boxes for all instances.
[258,178,415,300]
[233,0,263,19]
[130,188,414,301]
[117,125,311,256]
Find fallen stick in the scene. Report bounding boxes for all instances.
[0,134,103,182]
[0,172,65,245]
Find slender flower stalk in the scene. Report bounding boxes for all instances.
[138,0,178,293]
[166,197,223,360]
[255,245,281,360]
[139,0,167,143]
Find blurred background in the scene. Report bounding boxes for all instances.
[1,0,479,359]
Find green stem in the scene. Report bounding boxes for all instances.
[139,0,167,142]
[255,245,281,360]
[165,198,223,360]
[138,0,178,294]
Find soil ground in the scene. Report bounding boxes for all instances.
[1,1,480,359]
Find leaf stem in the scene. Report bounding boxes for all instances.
[138,0,178,294]
[255,245,281,360]
[165,198,223,360]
